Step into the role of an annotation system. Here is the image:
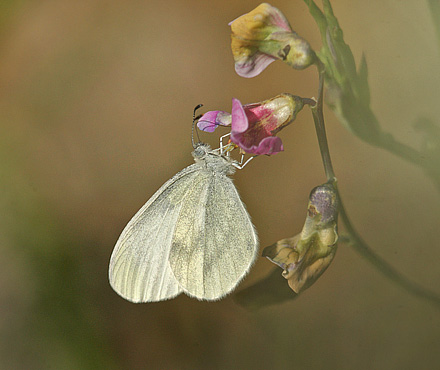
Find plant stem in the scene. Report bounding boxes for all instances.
[311,64,335,180]
[310,62,440,310]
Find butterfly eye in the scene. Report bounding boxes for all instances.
[193,144,208,159]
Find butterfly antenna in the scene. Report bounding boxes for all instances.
[192,104,203,148]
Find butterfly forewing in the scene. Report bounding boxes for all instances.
[109,164,199,302]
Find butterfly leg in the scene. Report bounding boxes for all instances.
[233,155,254,170]
[219,133,231,155]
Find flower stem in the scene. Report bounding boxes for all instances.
[309,62,440,309]
[310,64,335,180]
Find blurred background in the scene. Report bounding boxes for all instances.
[1,0,440,369]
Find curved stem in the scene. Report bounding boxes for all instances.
[310,61,440,309]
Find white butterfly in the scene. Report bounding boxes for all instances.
[109,142,258,302]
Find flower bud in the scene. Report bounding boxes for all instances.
[263,180,339,293]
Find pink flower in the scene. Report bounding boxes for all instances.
[230,98,283,155]
[197,94,304,155]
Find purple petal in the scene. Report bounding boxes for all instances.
[197,110,231,132]
[251,136,284,155]
[235,52,277,78]
[231,98,249,133]
[231,134,284,155]
[309,184,338,224]
[268,5,293,32]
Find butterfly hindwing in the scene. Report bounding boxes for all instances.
[168,169,258,300]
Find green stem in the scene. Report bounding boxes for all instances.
[311,63,335,180]
[310,62,440,309]
[378,132,435,172]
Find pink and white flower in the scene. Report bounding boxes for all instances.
[197,94,304,155]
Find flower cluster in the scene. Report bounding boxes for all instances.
[197,3,339,297]
[197,3,316,156]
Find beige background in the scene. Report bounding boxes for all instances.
[1,0,439,369]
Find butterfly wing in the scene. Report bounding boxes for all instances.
[109,164,200,303]
[168,172,258,300]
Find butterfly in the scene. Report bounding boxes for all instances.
[109,110,258,302]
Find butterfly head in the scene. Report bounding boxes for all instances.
[192,142,211,160]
